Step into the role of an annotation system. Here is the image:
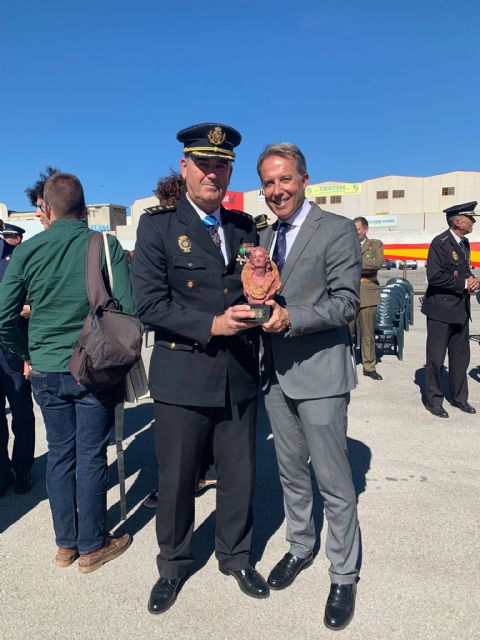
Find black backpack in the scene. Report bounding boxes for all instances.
[68,232,143,387]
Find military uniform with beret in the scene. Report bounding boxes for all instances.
[131,124,261,590]
[422,201,479,414]
[0,223,35,496]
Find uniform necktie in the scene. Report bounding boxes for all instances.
[202,215,223,260]
[459,238,468,260]
[272,222,291,274]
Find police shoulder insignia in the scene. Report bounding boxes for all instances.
[440,234,449,243]
[178,235,192,253]
[208,126,226,145]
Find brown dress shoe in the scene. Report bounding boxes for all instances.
[78,533,131,574]
[55,547,79,568]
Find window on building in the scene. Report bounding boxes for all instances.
[315,196,327,205]
[442,187,455,196]
[376,190,388,199]
[392,190,405,199]
[330,196,342,204]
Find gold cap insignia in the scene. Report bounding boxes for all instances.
[178,235,192,253]
[452,250,459,261]
[208,126,226,146]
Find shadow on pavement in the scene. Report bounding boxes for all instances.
[0,452,48,534]
[107,402,157,536]
[414,365,452,406]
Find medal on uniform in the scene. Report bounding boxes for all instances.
[236,242,254,265]
[178,235,192,253]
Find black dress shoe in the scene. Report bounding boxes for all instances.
[451,401,476,414]
[324,582,357,631]
[426,404,449,418]
[14,471,32,495]
[267,552,313,590]
[148,577,181,614]
[363,370,383,380]
[0,470,15,498]
[219,565,270,599]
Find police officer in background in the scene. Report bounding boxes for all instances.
[422,201,480,418]
[0,223,35,496]
[132,123,268,614]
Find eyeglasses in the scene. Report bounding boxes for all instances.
[37,203,46,213]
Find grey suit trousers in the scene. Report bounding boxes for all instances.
[264,378,360,584]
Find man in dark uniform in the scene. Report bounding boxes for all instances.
[422,201,480,418]
[131,123,269,614]
[0,223,35,496]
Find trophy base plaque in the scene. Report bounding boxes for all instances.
[246,304,271,324]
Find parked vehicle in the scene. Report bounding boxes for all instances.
[381,259,397,270]
[398,259,417,270]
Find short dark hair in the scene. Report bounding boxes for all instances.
[257,143,307,179]
[353,216,369,228]
[43,173,85,218]
[154,170,186,207]
[25,166,61,206]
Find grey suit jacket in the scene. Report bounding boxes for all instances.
[260,203,361,399]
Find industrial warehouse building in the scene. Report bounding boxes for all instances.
[2,171,479,248]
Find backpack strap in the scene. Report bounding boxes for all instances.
[85,232,111,308]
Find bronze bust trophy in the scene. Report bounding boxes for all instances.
[241,246,281,322]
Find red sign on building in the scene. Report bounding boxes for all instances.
[222,191,244,210]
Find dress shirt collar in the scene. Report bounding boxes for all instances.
[449,229,465,245]
[187,193,222,225]
[277,198,311,228]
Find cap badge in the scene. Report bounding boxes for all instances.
[208,126,226,146]
[178,235,192,253]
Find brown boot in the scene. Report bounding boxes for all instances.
[78,533,131,574]
[55,547,79,568]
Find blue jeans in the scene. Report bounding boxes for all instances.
[30,371,115,555]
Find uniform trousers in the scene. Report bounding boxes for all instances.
[153,394,257,579]
[264,377,359,584]
[0,347,35,481]
[358,305,378,372]
[425,317,470,407]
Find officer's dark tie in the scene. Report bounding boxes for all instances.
[202,215,224,261]
[272,222,291,274]
[459,238,468,261]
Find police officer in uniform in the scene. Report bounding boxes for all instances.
[0,223,35,496]
[422,201,480,418]
[132,123,269,614]
[353,217,384,380]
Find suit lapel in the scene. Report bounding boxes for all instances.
[176,196,224,263]
[280,204,323,287]
[260,225,275,252]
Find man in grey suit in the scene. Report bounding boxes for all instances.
[257,143,361,631]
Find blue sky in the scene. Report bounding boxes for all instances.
[1,0,479,211]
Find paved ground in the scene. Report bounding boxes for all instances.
[1,297,479,640]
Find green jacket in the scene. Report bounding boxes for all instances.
[0,219,135,372]
[360,237,384,308]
